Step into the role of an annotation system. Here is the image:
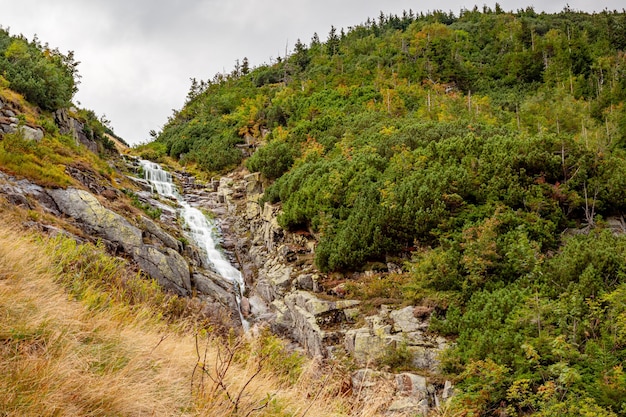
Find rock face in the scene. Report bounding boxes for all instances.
[0,100,44,140]
[132,246,191,295]
[49,188,142,250]
[48,187,193,295]
[54,108,98,153]
[344,305,447,371]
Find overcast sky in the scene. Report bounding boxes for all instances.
[1,1,623,144]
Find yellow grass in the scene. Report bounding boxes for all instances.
[0,215,395,416]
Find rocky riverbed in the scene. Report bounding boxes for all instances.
[175,167,455,415]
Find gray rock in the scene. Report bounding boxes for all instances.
[48,188,142,251]
[390,306,426,333]
[18,125,44,141]
[295,273,318,292]
[387,397,429,415]
[132,246,191,296]
[442,380,454,400]
[48,188,194,297]
[54,108,98,153]
[139,216,182,252]
[0,171,59,214]
[395,373,427,397]
[3,109,15,117]
[192,271,237,307]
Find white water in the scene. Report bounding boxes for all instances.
[139,160,248,330]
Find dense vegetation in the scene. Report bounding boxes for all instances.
[148,6,626,415]
[0,27,78,111]
[0,28,122,187]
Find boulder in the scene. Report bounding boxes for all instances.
[139,216,182,252]
[48,188,142,251]
[395,373,427,397]
[17,125,44,141]
[192,271,238,308]
[387,397,429,415]
[132,246,191,296]
[48,187,195,297]
[390,306,427,333]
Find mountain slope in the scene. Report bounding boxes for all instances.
[144,7,626,416]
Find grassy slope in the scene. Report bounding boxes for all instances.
[0,205,398,416]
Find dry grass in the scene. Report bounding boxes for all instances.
[0,215,396,416]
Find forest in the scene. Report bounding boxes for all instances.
[143,6,626,416]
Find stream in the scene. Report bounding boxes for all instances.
[139,160,248,330]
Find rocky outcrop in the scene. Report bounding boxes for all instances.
[139,216,182,252]
[345,305,447,371]
[0,171,60,215]
[54,108,98,153]
[47,187,195,296]
[178,168,455,413]
[0,99,44,140]
[131,245,191,295]
[48,188,143,251]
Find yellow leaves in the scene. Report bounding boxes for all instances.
[521,342,540,363]
[379,125,396,135]
[4,39,29,60]
[296,135,324,163]
[224,94,268,139]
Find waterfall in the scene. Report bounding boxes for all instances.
[139,160,248,330]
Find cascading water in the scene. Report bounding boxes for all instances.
[139,160,248,330]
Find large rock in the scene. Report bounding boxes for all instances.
[54,109,98,153]
[18,125,44,141]
[390,306,428,333]
[0,171,60,214]
[139,216,182,252]
[48,187,193,296]
[192,271,238,309]
[48,188,142,251]
[132,246,191,295]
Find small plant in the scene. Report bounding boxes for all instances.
[192,332,275,416]
[122,188,162,220]
[379,340,414,372]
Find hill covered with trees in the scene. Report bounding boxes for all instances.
[143,6,626,415]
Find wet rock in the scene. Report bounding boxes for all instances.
[192,271,238,311]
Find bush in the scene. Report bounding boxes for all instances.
[246,140,296,179]
[0,33,77,111]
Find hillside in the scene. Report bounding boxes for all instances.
[141,6,626,416]
[0,28,378,417]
